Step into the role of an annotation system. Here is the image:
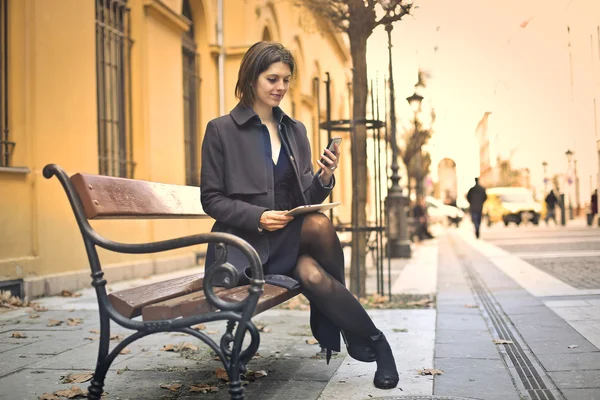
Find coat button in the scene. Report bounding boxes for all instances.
[290,156,295,161]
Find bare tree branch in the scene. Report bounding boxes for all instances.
[376,3,413,26]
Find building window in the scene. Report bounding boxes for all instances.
[182,0,200,186]
[95,0,134,178]
[0,0,13,167]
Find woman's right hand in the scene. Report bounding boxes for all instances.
[259,210,294,232]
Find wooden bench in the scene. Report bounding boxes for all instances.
[43,164,300,400]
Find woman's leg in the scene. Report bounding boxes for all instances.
[293,213,398,389]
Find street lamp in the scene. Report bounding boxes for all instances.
[566,149,574,220]
[380,0,411,258]
[406,90,423,196]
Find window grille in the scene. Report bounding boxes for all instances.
[95,0,134,178]
[182,0,200,186]
[0,0,13,167]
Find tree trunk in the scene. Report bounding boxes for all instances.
[348,32,368,297]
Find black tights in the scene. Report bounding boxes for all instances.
[292,213,378,339]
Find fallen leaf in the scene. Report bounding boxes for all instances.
[84,337,97,341]
[306,338,319,345]
[254,370,268,378]
[181,343,198,351]
[192,324,206,330]
[61,290,73,297]
[161,344,176,352]
[493,339,513,345]
[39,394,60,400]
[29,314,40,319]
[11,332,27,339]
[54,386,87,398]
[189,384,219,393]
[393,328,408,333]
[206,330,219,334]
[47,319,63,327]
[89,329,100,334]
[419,368,443,376]
[61,373,93,384]
[252,353,262,359]
[31,304,48,312]
[216,367,229,381]
[568,345,579,349]
[262,327,272,333]
[116,369,124,375]
[160,383,182,392]
[464,304,478,308]
[120,348,131,355]
[110,334,124,341]
[66,318,83,326]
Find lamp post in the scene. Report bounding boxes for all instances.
[566,149,574,220]
[380,0,411,258]
[542,161,548,194]
[406,91,424,197]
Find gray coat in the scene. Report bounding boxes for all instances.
[200,103,334,280]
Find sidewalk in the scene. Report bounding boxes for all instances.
[2,226,600,399]
[0,242,437,400]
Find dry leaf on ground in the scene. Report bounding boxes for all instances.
[419,368,444,376]
[11,332,27,339]
[54,385,87,398]
[120,348,131,355]
[206,330,219,334]
[306,338,319,345]
[60,290,82,298]
[39,394,61,400]
[160,383,182,392]
[190,384,219,393]
[493,339,513,345]
[47,319,63,327]
[29,314,40,319]
[89,329,100,334]
[568,344,579,349]
[61,373,94,384]
[67,318,83,326]
[216,367,229,381]
[192,324,206,330]
[31,304,48,312]
[110,334,124,341]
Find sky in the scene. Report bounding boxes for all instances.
[366,0,600,203]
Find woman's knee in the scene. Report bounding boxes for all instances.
[302,213,335,239]
[294,255,325,287]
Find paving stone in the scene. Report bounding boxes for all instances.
[433,358,520,400]
[560,388,600,400]
[548,370,600,389]
[535,351,600,371]
[436,314,488,331]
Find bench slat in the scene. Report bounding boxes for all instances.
[141,287,227,321]
[108,274,205,318]
[70,173,208,219]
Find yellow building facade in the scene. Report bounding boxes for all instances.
[0,0,352,297]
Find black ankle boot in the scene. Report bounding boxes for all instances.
[341,330,377,362]
[368,330,399,389]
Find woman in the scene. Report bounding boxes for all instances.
[200,41,398,389]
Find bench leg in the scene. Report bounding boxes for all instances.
[88,309,111,400]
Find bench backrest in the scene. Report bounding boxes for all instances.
[70,173,207,219]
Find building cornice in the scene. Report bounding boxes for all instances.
[143,0,191,32]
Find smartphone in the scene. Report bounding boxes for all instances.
[322,138,342,158]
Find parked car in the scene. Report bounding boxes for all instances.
[483,187,542,226]
[426,196,464,226]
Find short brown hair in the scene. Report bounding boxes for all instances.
[235,41,296,107]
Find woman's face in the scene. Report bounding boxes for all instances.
[252,61,291,110]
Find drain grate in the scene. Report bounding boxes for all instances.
[450,236,563,400]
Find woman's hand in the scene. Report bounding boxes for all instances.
[317,142,340,185]
[259,210,294,232]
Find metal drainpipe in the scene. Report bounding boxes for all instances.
[217,0,225,115]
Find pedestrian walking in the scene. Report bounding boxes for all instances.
[591,189,598,225]
[466,177,487,238]
[412,197,434,241]
[545,189,558,225]
[200,41,398,389]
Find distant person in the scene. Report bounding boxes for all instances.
[412,197,434,241]
[545,189,558,225]
[466,177,487,238]
[592,189,598,224]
